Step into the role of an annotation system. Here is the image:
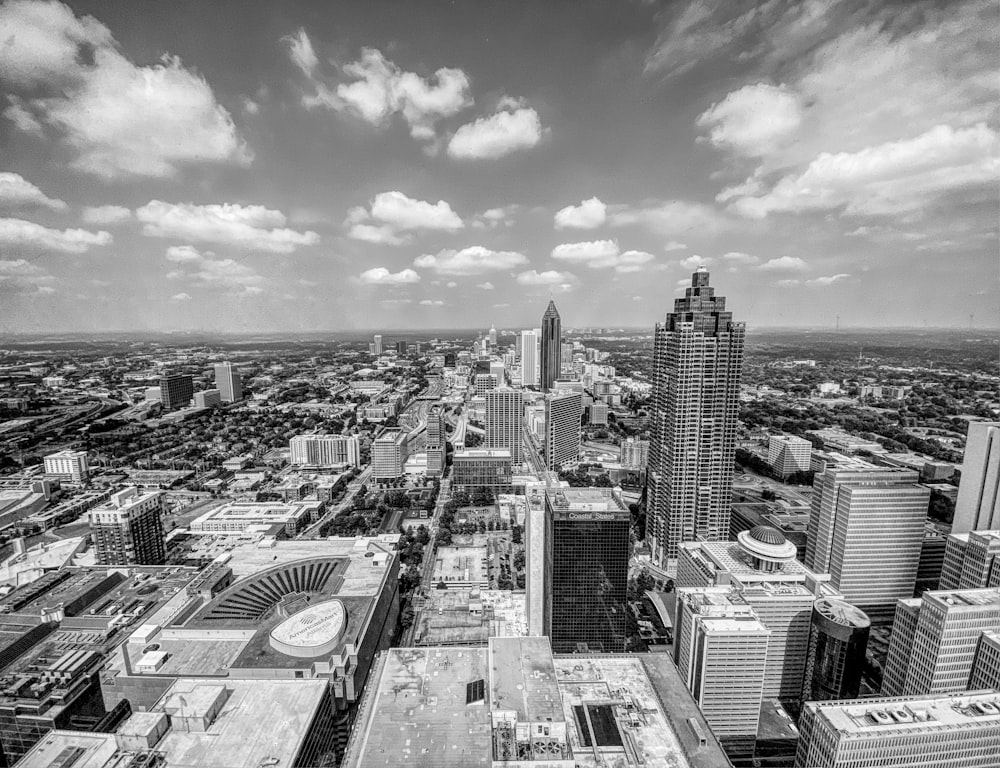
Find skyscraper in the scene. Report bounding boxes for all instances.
[647,267,745,566]
[370,334,383,356]
[485,388,522,463]
[953,421,1000,533]
[803,598,871,703]
[88,487,166,565]
[425,404,446,477]
[213,361,243,402]
[543,390,581,470]
[540,300,561,391]
[159,373,193,410]
[519,329,540,387]
[805,459,929,620]
[940,530,1000,590]
[546,489,629,653]
[488,324,497,346]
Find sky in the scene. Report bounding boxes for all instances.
[0,0,997,333]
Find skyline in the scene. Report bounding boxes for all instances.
[1,0,998,333]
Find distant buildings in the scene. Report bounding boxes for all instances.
[953,421,1000,533]
[519,328,540,387]
[289,434,361,468]
[42,449,89,483]
[395,340,407,355]
[158,374,193,411]
[369,334,383,356]
[371,428,408,480]
[193,388,222,408]
[540,300,561,391]
[473,372,498,395]
[767,434,812,478]
[424,405,446,477]
[795,690,1000,768]
[543,390,581,470]
[647,267,745,566]
[451,449,512,493]
[485,388,522,464]
[213,361,242,402]
[87,487,165,565]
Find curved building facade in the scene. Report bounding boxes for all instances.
[804,597,871,703]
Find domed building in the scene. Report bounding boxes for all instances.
[737,525,799,572]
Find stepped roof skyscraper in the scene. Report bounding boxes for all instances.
[647,267,745,566]
[540,299,561,391]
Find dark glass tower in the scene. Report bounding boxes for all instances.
[545,489,629,653]
[803,598,871,702]
[540,299,561,391]
[647,267,745,565]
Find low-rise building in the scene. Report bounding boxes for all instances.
[452,449,513,492]
[189,500,321,536]
[42,450,90,483]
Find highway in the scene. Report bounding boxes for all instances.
[301,465,372,538]
[522,419,546,474]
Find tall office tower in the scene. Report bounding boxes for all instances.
[395,340,407,355]
[802,598,871,703]
[213,361,243,402]
[372,334,383,355]
[485,388,522,464]
[289,434,361,468]
[371,428,408,480]
[520,329,540,387]
[159,373,193,410]
[514,331,522,359]
[674,587,771,755]
[545,489,629,653]
[953,421,1000,533]
[620,437,650,470]
[805,459,929,620]
[43,449,89,483]
[543,391,582,470]
[647,267,745,566]
[795,690,1000,768]
[767,434,812,478]
[678,528,839,706]
[882,587,1000,696]
[474,373,498,396]
[425,405,446,477]
[940,530,1000,589]
[969,630,1000,690]
[540,300,561,391]
[524,488,548,636]
[88,487,166,565]
[488,324,497,346]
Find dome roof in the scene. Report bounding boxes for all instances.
[749,525,787,546]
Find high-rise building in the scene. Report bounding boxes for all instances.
[803,597,871,703]
[159,374,193,410]
[940,530,1000,590]
[395,340,407,355]
[193,389,222,408]
[767,434,812,478]
[451,449,512,492]
[474,373,498,396]
[882,587,1000,696]
[805,459,929,620]
[425,405,446,477]
[42,449,89,483]
[674,587,770,755]
[213,362,243,403]
[370,334,383,356]
[540,300,561,391]
[795,690,1000,768]
[545,488,629,653]
[620,437,649,470]
[678,528,838,706]
[371,428,408,480]
[485,388,522,464]
[970,630,1000,690]
[953,421,1000,533]
[488,324,497,346]
[647,267,745,566]
[519,329,540,387]
[88,487,166,565]
[289,434,361,467]
[543,390,581,470]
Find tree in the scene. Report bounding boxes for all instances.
[511,526,522,544]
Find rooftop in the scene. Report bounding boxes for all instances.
[809,690,1000,735]
[489,636,563,722]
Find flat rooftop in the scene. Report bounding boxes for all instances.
[432,543,488,586]
[414,588,526,646]
[546,487,626,513]
[490,636,563,723]
[14,731,118,768]
[812,690,1000,735]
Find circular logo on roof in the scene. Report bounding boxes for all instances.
[269,600,346,658]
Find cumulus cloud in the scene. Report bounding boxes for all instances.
[721,251,759,265]
[679,255,710,271]
[805,273,850,286]
[419,299,444,306]
[345,191,463,245]
[161,244,263,295]
[165,245,204,262]
[0,258,55,293]
[758,256,808,272]
[472,205,518,229]
[0,172,66,210]
[476,281,495,290]
[550,240,655,272]
[81,205,131,225]
[285,32,471,145]
[515,270,577,291]
[136,201,319,253]
[0,0,250,178]
[447,98,544,160]
[358,267,421,285]
[414,246,528,275]
[0,218,111,253]
[608,199,730,237]
[170,292,192,301]
[697,83,802,157]
[663,241,687,252]
[554,197,607,229]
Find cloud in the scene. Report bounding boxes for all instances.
[285,33,471,144]
[345,191,463,245]
[676,278,691,289]
[550,240,655,272]
[614,251,656,274]
[0,0,250,178]
[608,199,729,237]
[358,267,421,285]
[697,83,802,156]
[472,205,518,229]
[663,241,687,252]
[419,299,444,306]
[805,273,850,286]
[0,172,66,210]
[726,123,999,219]
[189,258,264,295]
[136,201,319,253]
[721,251,759,265]
[476,281,495,290]
[554,197,607,229]
[81,205,131,225]
[0,258,55,293]
[170,292,192,301]
[165,245,205,263]
[447,99,544,159]
[414,246,528,275]
[679,255,710,270]
[758,256,808,272]
[516,270,578,291]
[0,218,111,253]
[446,281,457,288]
